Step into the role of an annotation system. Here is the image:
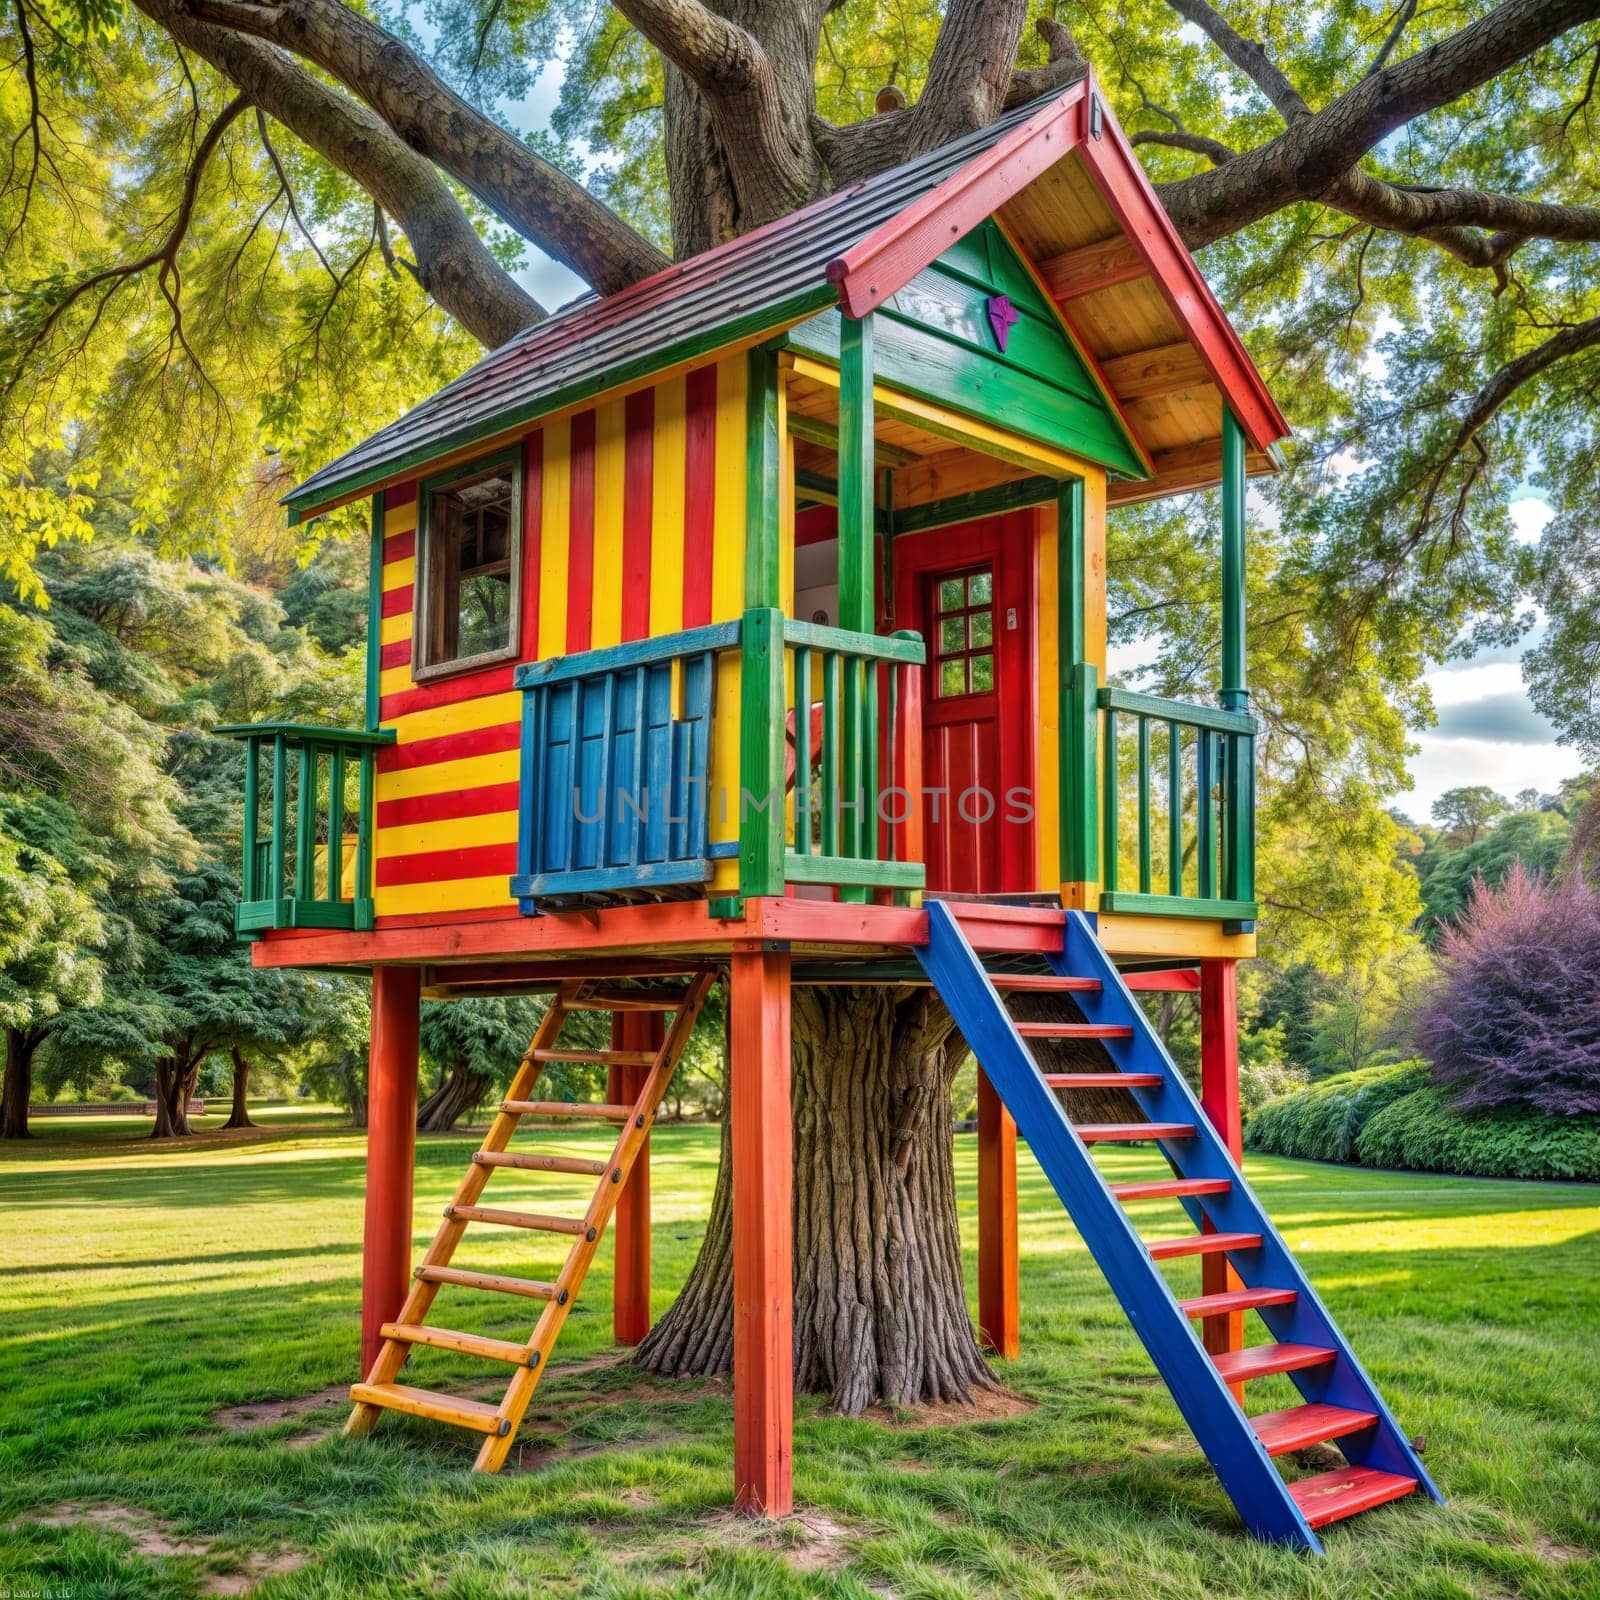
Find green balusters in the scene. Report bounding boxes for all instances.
[1102,706,1119,895]
[1137,717,1152,895]
[328,747,346,901]
[270,734,287,904]
[242,737,260,903]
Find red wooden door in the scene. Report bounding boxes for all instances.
[893,513,1036,895]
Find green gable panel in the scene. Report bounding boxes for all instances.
[784,220,1146,481]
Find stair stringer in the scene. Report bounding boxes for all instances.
[1055,912,1441,1503]
[917,900,1322,1549]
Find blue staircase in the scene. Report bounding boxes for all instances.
[917,901,1441,1551]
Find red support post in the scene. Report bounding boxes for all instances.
[729,944,794,1517]
[362,965,420,1377]
[608,1011,661,1346]
[1199,958,1244,1388]
[975,1069,1020,1359]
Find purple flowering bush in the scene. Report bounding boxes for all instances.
[1415,865,1600,1116]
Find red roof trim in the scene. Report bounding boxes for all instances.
[1074,87,1290,452]
[825,74,1289,454]
[826,80,1090,318]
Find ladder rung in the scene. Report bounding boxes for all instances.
[1147,1230,1261,1261]
[475,1149,609,1177]
[1110,1176,1231,1202]
[1250,1402,1378,1457]
[415,1265,560,1301]
[508,1101,634,1122]
[447,1204,590,1236]
[381,1322,535,1365]
[1213,1342,1337,1383]
[1289,1465,1417,1529]
[1046,1072,1162,1089]
[349,1381,508,1435]
[530,1048,656,1066]
[989,974,1101,993]
[1016,1022,1133,1039]
[1076,1122,1195,1143]
[1178,1285,1297,1318]
[569,985,690,1011]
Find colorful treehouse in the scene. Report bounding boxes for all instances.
[230,76,1439,1551]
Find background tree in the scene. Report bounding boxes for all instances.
[1431,785,1512,846]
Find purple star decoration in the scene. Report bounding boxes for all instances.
[986,294,1019,352]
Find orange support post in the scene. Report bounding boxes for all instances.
[362,965,420,1377]
[608,1011,662,1346]
[976,1069,1020,1359]
[729,944,794,1517]
[1199,958,1244,1386]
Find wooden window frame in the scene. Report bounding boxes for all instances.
[412,449,524,684]
[931,565,995,699]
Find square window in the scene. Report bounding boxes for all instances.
[968,572,992,605]
[940,616,967,654]
[939,659,967,698]
[970,610,993,648]
[970,653,994,692]
[938,578,965,611]
[416,456,522,678]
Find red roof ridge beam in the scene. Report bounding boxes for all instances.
[1072,83,1289,454]
[826,79,1090,319]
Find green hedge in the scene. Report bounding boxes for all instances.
[1245,1062,1600,1181]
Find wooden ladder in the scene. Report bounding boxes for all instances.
[344,969,716,1471]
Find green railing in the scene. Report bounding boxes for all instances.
[736,608,926,904]
[220,722,395,935]
[1096,687,1256,922]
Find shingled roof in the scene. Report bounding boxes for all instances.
[288,69,1287,522]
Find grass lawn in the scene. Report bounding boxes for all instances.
[1,1108,1596,1599]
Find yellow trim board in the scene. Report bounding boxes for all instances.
[1095,913,1255,961]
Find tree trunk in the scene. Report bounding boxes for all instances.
[150,1052,196,1138]
[223,1047,255,1129]
[635,982,1136,1413]
[2,1029,37,1140]
[417,1063,491,1133]
[637,984,995,1413]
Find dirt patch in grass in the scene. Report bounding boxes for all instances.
[211,1384,350,1431]
[1534,1536,1588,1564]
[16,1503,306,1595]
[862,1386,1035,1429]
[694,1507,862,1573]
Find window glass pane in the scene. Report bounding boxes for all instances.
[970,610,993,647]
[424,467,516,669]
[938,578,964,612]
[939,659,967,698]
[939,617,966,655]
[968,571,992,605]
[970,653,994,692]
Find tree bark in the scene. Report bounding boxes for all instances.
[416,1063,492,1133]
[150,1051,198,1139]
[2,1029,39,1140]
[638,985,995,1413]
[223,1046,255,1129]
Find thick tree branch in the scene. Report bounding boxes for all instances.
[620,0,826,241]
[137,0,542,347]
[1004,16,1087,107]
[1160,0,1309,120]
[1160,0,1600,247]
[904,0,1025,154]
[1132,128,1237,166]
[181,0,666,293]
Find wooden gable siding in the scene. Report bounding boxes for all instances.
[370,354,750,921]
[785,221,1145,480]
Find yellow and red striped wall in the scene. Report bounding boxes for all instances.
[371,355,753,921]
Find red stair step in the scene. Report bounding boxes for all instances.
[1288,1465,1418,1529]
[1076,1122,1195,1143]
[1147,1230,1261,1261]
[1178,1285,1297,1318]
[1251,1403,1379,1457]
[1016,1022,1133,1039]
[1213,1342,1337,1383]
[1110,1176,1231,1203]
[1046,1072,1163,1089]
[990,974,1101,993]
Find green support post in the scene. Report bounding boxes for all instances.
[269,734,287,909]
[738,607,787,900]
[1219,407,1253,906]
[745,347,784,611]
[355,748,375,929]
[838,314,875,902]
[295,741,317,902]
[241,737,259,904]
[365,492,385,733]
[1058,479,1098,891]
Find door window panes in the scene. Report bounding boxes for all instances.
[932,567,996,698]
